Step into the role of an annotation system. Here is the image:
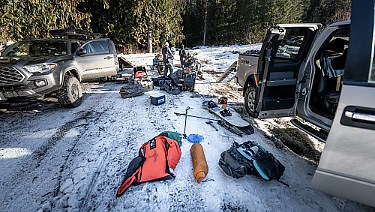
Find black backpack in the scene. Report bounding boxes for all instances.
[219,141,286,183]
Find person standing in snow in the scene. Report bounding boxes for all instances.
[179,44,186,68]
[162,42,174,77]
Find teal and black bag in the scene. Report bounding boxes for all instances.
[219,141,285,182]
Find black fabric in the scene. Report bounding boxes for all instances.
[182,72,196,91]
[152,77,166,86]
[218,142,254,178]
[170,69,183,85]
[208,101,217,108]
[254,153,285,181]
[220,109,232,117]
[219,151,247,178]
[123,156,145,180]
[219,142,285,181]
[162,46,173,63]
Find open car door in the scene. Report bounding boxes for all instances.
[253,24,321,118]
[310,0,375,207]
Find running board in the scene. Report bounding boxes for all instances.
[290,119,328,142]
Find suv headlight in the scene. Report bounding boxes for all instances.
[24,63,57,73]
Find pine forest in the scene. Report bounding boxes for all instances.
[0,0,351,53]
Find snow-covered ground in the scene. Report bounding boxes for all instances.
[1,45,374,212]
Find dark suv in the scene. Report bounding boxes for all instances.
[0,29,118,107]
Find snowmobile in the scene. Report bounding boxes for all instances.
[152,53,164,75]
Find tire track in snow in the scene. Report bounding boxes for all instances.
[0,111,98,211]
[32,111,94,168]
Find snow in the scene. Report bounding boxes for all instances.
[1,45,374,212]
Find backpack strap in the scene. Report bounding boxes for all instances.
[236,147,270,180]
[116,167,141,198]
[164,136,181,170]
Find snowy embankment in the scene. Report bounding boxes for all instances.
[0,45,373,212]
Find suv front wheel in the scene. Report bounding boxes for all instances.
[57,76,83,108]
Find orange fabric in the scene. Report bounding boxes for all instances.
[116,168,140,197]
[165,137,182,170]
[190,143,208,184]
[138,136,170,182]
[117,136,181,197]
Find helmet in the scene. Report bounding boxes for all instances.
[165,42,169,46]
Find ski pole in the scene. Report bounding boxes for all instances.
[183,106,190,138]
[174,112,219,121]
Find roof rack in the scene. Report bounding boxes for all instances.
[49,29,102,40]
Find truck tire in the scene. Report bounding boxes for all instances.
[57,76,83,108]
[244,86,257,116]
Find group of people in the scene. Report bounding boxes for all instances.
[161,42,186,77]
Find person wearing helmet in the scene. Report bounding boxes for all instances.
[162,42,174,77]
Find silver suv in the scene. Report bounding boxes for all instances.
[235,0,375,207]
[0,30,118,107]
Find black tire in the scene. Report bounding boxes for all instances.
[57,76,83,108]
[244,86,257,117]
[157,64,164,75]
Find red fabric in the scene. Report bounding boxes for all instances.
[116,136,181,197]
[165,137,181,170]
[116,168,140,197]
[138,136,170,182]
[135,71,146,78]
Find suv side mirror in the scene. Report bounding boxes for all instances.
[76,48,86,56]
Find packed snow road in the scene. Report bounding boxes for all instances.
[1,46,374,212]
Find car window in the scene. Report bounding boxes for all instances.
[274,28,310,63]
[71,42,80,54]
[2,40,67,57]
[81,40,109,55]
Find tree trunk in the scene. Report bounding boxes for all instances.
[203,0,208,46]
[147,25,152,53]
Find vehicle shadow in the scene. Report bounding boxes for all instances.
[231,103,322,165]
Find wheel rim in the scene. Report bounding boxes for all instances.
[246,89,256,112]
[71,84,79,100]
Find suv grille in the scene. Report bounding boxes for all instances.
[0,67,25,85]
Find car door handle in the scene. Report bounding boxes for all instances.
[341,106,375,130]
[104,56,113,60]
[344,111,375,123]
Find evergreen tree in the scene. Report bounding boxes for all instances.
[130,0,186,51]
[307,0,351,27]
[0,0,91,44]
[183,0,205,47]
[0,0,351,50]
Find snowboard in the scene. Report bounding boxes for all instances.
[202,101,254,135]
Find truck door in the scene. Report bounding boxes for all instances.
[75,39,117,80]
[310,0,375,207]
[252,24,320,118]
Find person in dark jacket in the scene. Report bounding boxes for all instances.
[162,42,174,77]
[179,44,186,68]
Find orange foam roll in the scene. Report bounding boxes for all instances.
[190,143,208,184]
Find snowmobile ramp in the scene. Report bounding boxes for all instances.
[216,61,237,83]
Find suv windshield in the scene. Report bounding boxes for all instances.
[2,40,67,57]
